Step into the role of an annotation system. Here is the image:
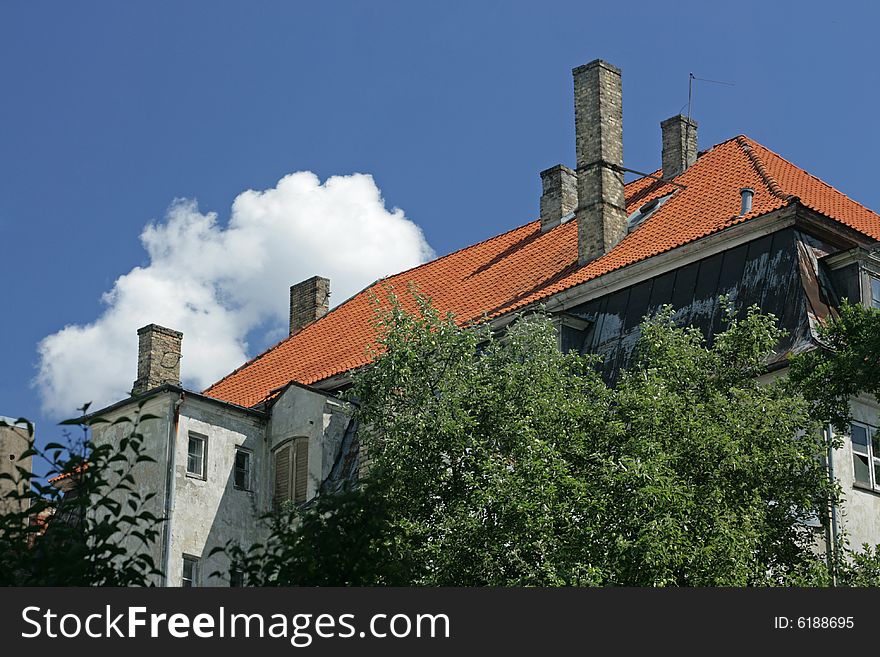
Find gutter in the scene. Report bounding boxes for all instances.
[161,392,184,586]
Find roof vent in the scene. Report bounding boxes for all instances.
[740,187,754,216]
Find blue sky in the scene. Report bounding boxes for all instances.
[2,1,879,462]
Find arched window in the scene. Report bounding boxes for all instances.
[273,438,309,508]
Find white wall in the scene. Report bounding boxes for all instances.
[89,391,176,587]
[266,384,351,503]
[167,397,266,587]
[833,394,880,551]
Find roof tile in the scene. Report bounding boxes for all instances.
[204,136,880,407]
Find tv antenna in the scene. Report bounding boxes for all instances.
[686,73,735,123]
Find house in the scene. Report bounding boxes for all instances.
[88,59,880,585]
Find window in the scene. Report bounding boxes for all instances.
[234,448,251,491]
[871,275,880,309]
[626,192,674,233]
[187,433,207,478]
[182,555,199,587]
[850,422,880,490]
[273,438,309,509]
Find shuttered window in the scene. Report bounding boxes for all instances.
[273,444,291,509]
[294,439,309,503]
[273,438,309,509]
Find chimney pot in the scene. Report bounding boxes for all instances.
[290,276,330,336]
[539,164,577,232]
[573,59,627,265]
[661,115,698,179]
[132,324,182,396]
[740,187,754,216]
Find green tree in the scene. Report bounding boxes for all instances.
[597,306,832,585]
[789,300,880,584]
[0,405,164,586]
[225,293,839,586]
[790,299,880,433]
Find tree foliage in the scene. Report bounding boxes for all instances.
[788,300,880,584]
[229,292,840,586]
[790,300,880,433]
[0,405,164,586]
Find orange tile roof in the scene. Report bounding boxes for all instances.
[204,136,880,407]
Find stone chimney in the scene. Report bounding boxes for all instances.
[661,114,698,179]
[290,276,330,336]
[573,59,627,265]
[132,324,182,395]
[539,164,578,232]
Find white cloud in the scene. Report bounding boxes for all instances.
[35,172,434,418]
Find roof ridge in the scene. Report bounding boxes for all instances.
[747,138,880,223]
[735,135,796,202]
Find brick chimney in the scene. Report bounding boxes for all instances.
[661,114,698,179]
[290,276,330,336]
[573,59,627,265]
[132,324,182,395]
[539,164,578,232]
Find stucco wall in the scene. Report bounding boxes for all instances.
[167,397,266,587]
[267,384,351,503]
[833,394,880,550]
[0,418,33,515]
[89,392,176,586]
[87,384,353,587]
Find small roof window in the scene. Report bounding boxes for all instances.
[627,192,674,233]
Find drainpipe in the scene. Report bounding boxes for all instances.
[161,391,184,586]
[825,423,840,586]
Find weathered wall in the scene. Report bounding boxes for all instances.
[833,395,880,550]
[87,384,352,587]
[0,418,33,515]
[168,398,266,587]
[562,228,816,382]
[267,384,352,503]
[89,392,176,586]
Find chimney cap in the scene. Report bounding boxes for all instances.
[572,59,621,76]
[661,114,698,129]
[137,323,183,338]
[539,163,576,179]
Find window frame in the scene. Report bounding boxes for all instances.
[850,421,880,491]
[181,554,199,587]
[233,447,252,491]
[186,432,208,480]
[870,275,880,310]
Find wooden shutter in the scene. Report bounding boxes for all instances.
[273,444,291,508]
[293,439,309,503]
